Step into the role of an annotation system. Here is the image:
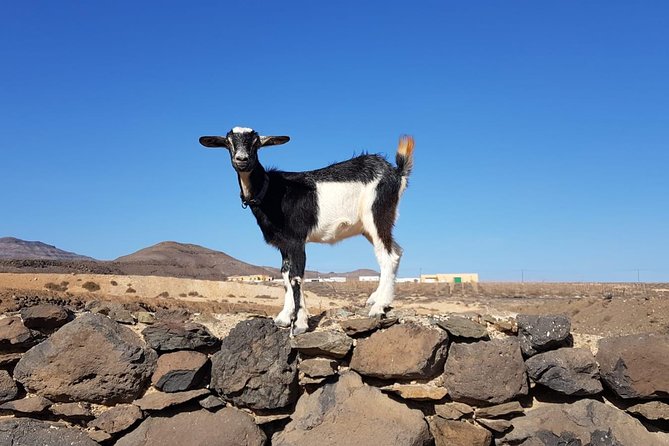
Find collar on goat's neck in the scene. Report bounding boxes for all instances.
[238,167,269,209]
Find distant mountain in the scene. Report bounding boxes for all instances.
[0,238,376,280]
[0,237,93,261]
[115,241,275,279]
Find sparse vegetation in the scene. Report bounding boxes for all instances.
[188,291,200,297]
[81,281,100,292]
[110,280,118,286]
[157,291,169,298]
[44,281,69,292]
[226,293,235,298]
[126,287,136,294]
[179,293,187,298]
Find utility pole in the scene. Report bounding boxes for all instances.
[637,268,640,283]
[521,269,525,283]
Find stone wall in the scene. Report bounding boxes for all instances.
[1,302,668,445]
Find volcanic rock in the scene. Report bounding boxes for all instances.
[142,321,220,352]
[434,402,474,420]
[442,338,528,405]
[115,407,266,446]
[0,395,52,414]
[211,318,298,410]
[20,304,71,329]
[0,369,18,403]
[627,401,669,421]
[340,317,398,336]
[597,333,669,399]
[151,350,208,392]
[517,314,571,357]
[134,388,208,411]
[273,371,432,446]
[427,418,492,446]
[291,330,353,358]
[497,399,669,446]
[474,401,524,419]
[0,418,98,446]
[89,404,143,434]
[13,313,157,404]
[50,402,93,420]
[436,316,488,339]
[350,323,448,379]
[380,383,448,401]
[298,357,338,378]
[0,316,43,352]
[525,347,603,395]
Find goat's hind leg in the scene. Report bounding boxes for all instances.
[368,240,402,317]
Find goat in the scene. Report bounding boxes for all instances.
[200,127,414,335]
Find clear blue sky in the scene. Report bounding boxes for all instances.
[1,1,667,282]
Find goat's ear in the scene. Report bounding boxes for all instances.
[259,135,290,147]
[199,136,231,149]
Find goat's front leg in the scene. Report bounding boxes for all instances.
[274,246,308,335]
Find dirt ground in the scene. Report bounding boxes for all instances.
[1,273,668,345]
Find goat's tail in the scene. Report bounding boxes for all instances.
[395,135,414,178]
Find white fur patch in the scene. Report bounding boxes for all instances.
[238,172,252,199]
[232,126,254,133]
[307,180,379,244]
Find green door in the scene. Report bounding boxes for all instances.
[454,277,462,284]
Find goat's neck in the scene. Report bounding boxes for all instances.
[237,164,267,202]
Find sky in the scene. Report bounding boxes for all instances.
[1,1,668,282]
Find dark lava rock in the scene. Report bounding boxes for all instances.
[498,399,669,446]
[350,323,448,380]
[443,338,528,405]
[517,314,571,357]
[142,321,220,352]
[13,313,157,404]
[435,316,488,340]
[151,350,208,392]
[525,347,603,396]
[211,317,298,410]
[274,371,432,446]
[0,418,99,446]
[291,330,353,358]
[20,304,71,329]
[0,369,18,403]
[0,316,43,352]
[597,333,669,399]
[115,407,266,446]
[89,404,143,435]
[340,317,398,336]
[199,395,225,410]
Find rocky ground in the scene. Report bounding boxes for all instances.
[0,294,668,445]
[1,274,668,444]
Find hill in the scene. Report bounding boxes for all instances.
[114,241,275,279]
[0,237,93,261]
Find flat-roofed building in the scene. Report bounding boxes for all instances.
[420,273,479,284]
[359,275,381,282]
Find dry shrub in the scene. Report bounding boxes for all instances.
[187,291,199,297]
[126,287,136,294]
[44,281,69,292]
[81,281,100,292]
[110,280,118,286]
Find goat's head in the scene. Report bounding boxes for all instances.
[199,127,290,172]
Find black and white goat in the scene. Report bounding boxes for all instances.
[200,127,414,335]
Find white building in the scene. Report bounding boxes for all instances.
[396,277,420,283]
[359,276,380,282]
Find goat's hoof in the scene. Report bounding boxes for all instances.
[274,311,292,328]
[366,293,378,307]
[291,323,308,336]
[368,304,388,318]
